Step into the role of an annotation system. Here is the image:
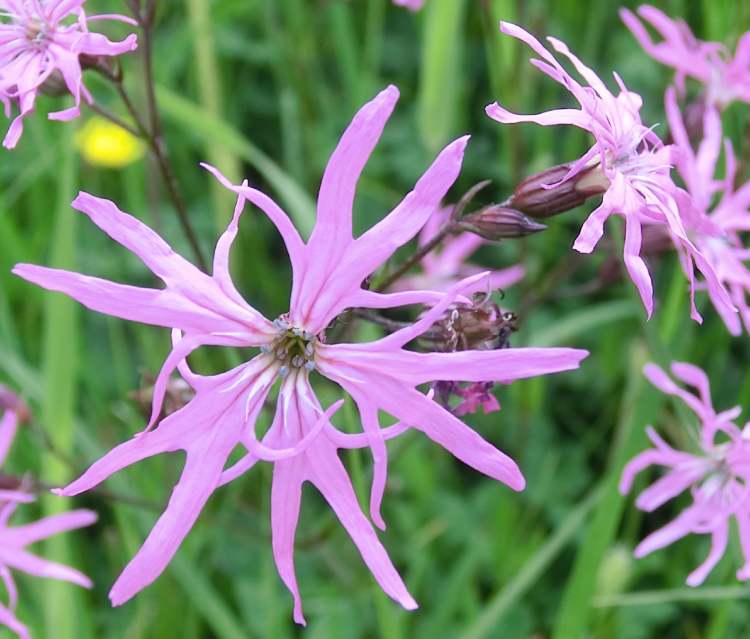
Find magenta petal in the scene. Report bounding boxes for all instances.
[381,385,525,491]
[686,524,728,587]
[270,456,307,625]
[12,264,251,336]
[0,410,18,467]
[634,507,698,558]
[109,429,237,606]
[3,510,97,547]
[0,602,30,639]
[351,136,470,281]
[311,85,399,251]
[55,410,195,497]
[0,548,92,588]
[332,347,588,386]
[306,438,418,612]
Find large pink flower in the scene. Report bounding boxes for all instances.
[0,387,96,639]
[485,22,735,322]
[14,86,588,622]
[620,363,750,586]
[0,0,137,149]
[666,88,750,332]
[621,5,750,109]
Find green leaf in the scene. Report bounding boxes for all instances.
[156,86,316,235]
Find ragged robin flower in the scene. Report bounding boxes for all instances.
[0,0,137,149]
[621,5,750,110]
[621,363,750,586]
[14,86,587,623]
[0,386,96,639]
[486,21,736,323]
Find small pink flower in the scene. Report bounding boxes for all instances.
[621,362,750,586]
[14,86,588,622]
[0,388,96,639]
[486,22,735,322]
[390,206,525,294]
[665,88,750,333]
[621,6,750,109]
[0,0,137,149]
[392,0,425,11]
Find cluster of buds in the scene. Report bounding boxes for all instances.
[423,294,518,415]
[424,293,518,353]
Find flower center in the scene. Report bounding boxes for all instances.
[262,316,318,377]
[25,17,50,47]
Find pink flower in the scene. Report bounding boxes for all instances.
[0,0,137,149]
[621,6,750,109]
[665,88,750,333]
[620,362,750,586]
[14,86,588,622]
[0,388,97,639]
[485,22,735,322]
[392,0,425,11]
[390,206,525,294]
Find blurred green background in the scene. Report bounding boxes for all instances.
[2,0,750,637]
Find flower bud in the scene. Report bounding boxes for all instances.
[456,206,546,241]
[596,545,633,600]
[508,163,609,219]
[0,474,24,491]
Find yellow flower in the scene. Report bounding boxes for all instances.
[75,117,145,168]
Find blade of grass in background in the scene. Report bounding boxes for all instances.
[39,131,91,639]
[186,0,243,228]
[550,257,690,639]
[156,86,316,235]
[460,488,600,639]
[418,0,467,153]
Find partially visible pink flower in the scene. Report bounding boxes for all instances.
[393,0,425,11]
[0,0,138,149]
[486,22,736,323]
[621,6,750,109]
[391,206,525,294]
[620,362,750,586]
[0,387,97,639]
[666,87,750,334]
[14,86,588,622]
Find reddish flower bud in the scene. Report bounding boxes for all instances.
[508,163,609,219]
[0,474,24,491]
[456,205,546,240]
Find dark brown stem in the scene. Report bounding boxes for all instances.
[352,308,411,332]
[89,2,209,272]
[138,1,209,271]
[87,101,140,138]
[375,226,455,293]
[375,180,495,292]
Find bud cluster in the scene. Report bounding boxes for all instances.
[423,294,519,415]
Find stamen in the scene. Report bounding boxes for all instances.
[264,316,321,378]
